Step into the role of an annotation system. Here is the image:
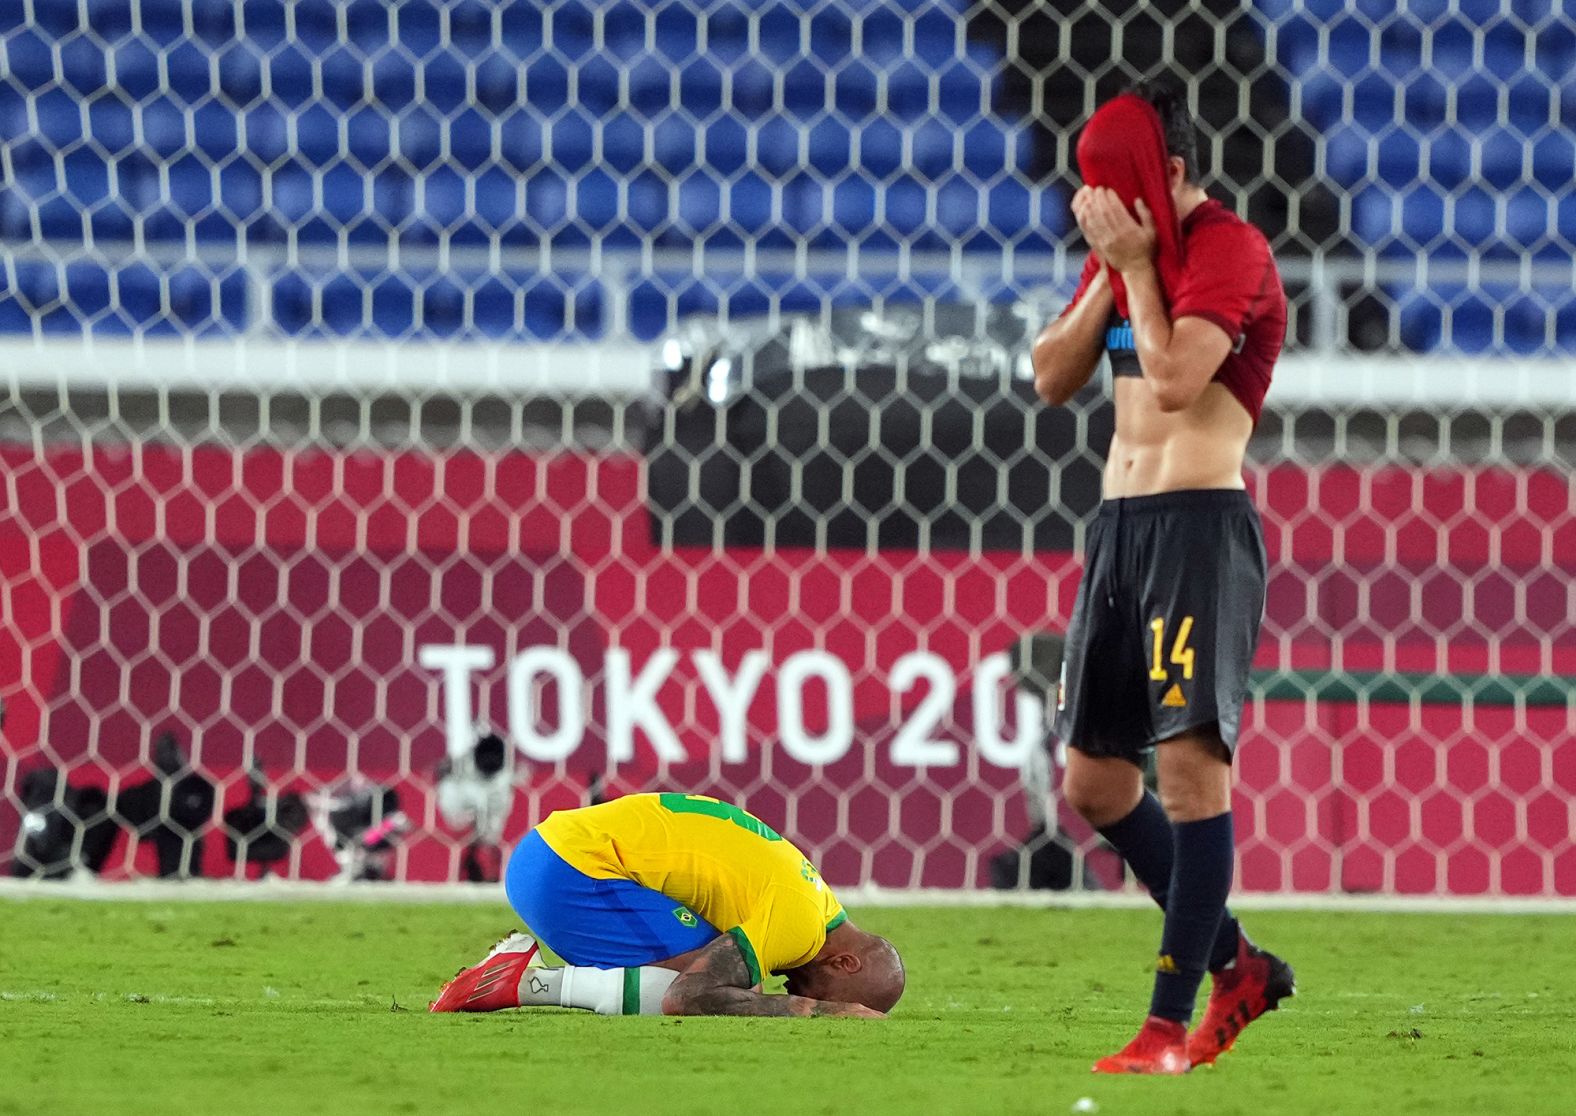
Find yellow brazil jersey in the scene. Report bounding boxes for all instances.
[534,793,846,987]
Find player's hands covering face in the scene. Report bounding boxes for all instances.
[1073,186,1157,274]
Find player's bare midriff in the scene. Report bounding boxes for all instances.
[1103,378,1252,498]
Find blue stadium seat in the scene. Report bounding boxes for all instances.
[623,172,669,237]
[524,170,569,233]
[442,109,495,172]
[1532,132,1576,191]
[32,88,86,151]
[883,60,931,119]
[911,8,962,67]
[627,270,831,341]
[522,55,572,114]
[85,97,137,157]
[576,56,624,116]
[342,105,393,169]
[1505,189,1553,253]
[520,276,603,339]
[961,121,1010,177]
[986,181,1071,252]
[600,114,646,176]
[750,116,800,177]
[544,113,595,173]
[393,4,444,64]
[394,111,444,172]
[58,36,109,96]
[264,165,411,244]
[1420,132,1471,190]
[857,119,903,179]
[1322,128,1368,185]
[726,173,775,237]
[371,274,418,337]
[0,259,245,336]
[469,277,518,338]
[146,158,263,242]
[191,103,241,160]
[933,176,981,240]
[909,117,958,176]
[410,168,470,243]
[496,5,546,55]
[935,52,998,124]
[471,53,521,115]
[238,104,290,167]
[1451,187,1496,247]
[0,261,32,333]
[0,262,61,333]
[807,118,855,175]
[728,58,774,114]
[4,28,56,91]
[703,118,750,177]
[650,115,701,174]
[1559,192,1576,245]
[830,177,877,235]
[661,172,713,238]
[833,63,879,119]
[882,177,928,239]
[497,111,546,173]
[574,169,626,243]
[1396,282,1570,356]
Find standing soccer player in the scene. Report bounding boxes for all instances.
[1032,81,1295,1074]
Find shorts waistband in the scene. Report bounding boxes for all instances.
[1096,488,1254,518]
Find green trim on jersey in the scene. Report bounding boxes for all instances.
[726,927,763,988]
[825,910,848,933]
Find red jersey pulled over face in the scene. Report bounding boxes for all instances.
[1065,198,1287,424]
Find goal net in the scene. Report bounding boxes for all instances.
[2,0,1572,896]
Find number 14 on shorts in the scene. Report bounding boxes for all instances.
[1148,615,1196,682]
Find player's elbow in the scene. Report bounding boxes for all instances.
[1031,346,1092,407]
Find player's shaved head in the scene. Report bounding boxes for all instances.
[784,924,906,1014]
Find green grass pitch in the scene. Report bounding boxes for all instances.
[3,899,1571,1115]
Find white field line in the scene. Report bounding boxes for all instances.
[2,877,1576,914]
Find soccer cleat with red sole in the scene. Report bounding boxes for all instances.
[429,931,542,1013]
[1186,935,1296,1066]
[1092,1015,1191,1075]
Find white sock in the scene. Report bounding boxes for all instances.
[516,965,677,1016]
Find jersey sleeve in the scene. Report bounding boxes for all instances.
[725,885,831,986]
[1170,222,1272,339]
[1057,252,1104,318]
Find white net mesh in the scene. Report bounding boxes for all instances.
[2,0,1572,894]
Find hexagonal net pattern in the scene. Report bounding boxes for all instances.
[1,1,1573,894]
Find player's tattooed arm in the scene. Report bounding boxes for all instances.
[661,937,882,1018]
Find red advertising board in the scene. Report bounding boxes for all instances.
[2,444,1572,892]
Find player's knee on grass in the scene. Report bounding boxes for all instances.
[1156,727,1233,822]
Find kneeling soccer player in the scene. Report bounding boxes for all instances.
[429,793,904,1018]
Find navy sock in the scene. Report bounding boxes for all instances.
[1149,812,1236,1024]
[1098,794,1243,974]
[1097,791,1174,906]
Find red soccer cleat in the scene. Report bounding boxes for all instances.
[429,932,543,1013]
[1186,935,1296,1067]
[1092,1015,1191,1075]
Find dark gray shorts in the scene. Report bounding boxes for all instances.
[1053,489,1267,764]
